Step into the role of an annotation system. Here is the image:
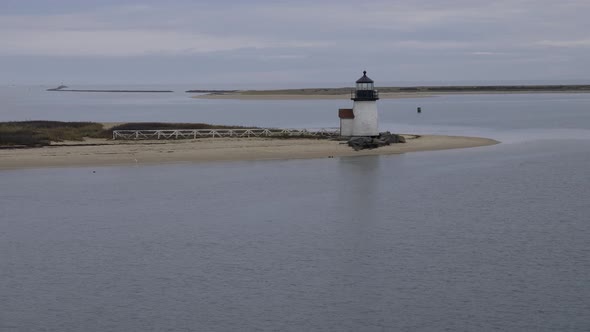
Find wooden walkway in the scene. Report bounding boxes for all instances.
[112,128,339,140]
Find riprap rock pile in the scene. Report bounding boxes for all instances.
[347,132,406,151]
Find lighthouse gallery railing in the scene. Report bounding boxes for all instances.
[351,89,379,100]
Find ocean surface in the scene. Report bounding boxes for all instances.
[1,86,589,331]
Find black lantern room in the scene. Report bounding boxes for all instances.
[351,70,379,101]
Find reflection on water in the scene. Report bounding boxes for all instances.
[337,156,382,224]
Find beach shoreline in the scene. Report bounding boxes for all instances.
[0,135,499,171]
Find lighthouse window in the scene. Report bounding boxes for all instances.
[357,83,373,90]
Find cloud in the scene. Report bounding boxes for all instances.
[534,39,590,48]
[1,0,589,83]
[471,52,497,56]
[259,54,308,60]
[0,29,270,56]
[1,1,589,57]
[0,4,324,56]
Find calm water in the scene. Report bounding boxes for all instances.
[1,88,590,331]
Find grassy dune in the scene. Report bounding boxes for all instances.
[109,122,250,131]
[0,122,250,147]
[0,121,107,147]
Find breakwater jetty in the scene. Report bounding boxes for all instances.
[47,89,173,93]
[46,85,172,92]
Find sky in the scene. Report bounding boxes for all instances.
[1,0,589,87]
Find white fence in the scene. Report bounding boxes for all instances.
[112,128,339,140]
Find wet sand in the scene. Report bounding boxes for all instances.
[0,135,499,170]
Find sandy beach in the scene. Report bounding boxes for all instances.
[0,135,499,170]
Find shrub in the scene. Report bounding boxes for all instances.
[0,121,108,146]
[109,122,252,131]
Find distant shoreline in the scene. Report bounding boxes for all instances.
[185,89,238,93]
[42,84,590,97]
[192,84,590,100]
[0,135,499,170]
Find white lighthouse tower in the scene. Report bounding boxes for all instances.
[350,71,379,136]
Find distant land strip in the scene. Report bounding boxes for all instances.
[190,84,590,100]
[45,85,590,96]
[236,85,590,95]
[185,89,238,93]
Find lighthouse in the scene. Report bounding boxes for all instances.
[339,71,380,137]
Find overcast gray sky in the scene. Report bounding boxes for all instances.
[1,0,589,87]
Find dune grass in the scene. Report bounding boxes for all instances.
[109,122,252,131]
[0,121,256,147]
[0,121,330,147]
[0,121,108,147]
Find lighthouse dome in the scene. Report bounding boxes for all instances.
[356,71,374,84]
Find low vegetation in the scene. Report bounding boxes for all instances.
[0,121,107,147]
[240,88,352,95]
[239,85,590,95]
[0,121,255,147]
[109,122,251,131]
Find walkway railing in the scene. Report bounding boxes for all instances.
[112,128,339,140]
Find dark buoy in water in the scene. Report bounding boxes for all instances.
[417,107,422,114]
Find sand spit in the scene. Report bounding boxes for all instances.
[0,135,499,170]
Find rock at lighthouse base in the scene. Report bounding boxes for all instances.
[347,132,406,151]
